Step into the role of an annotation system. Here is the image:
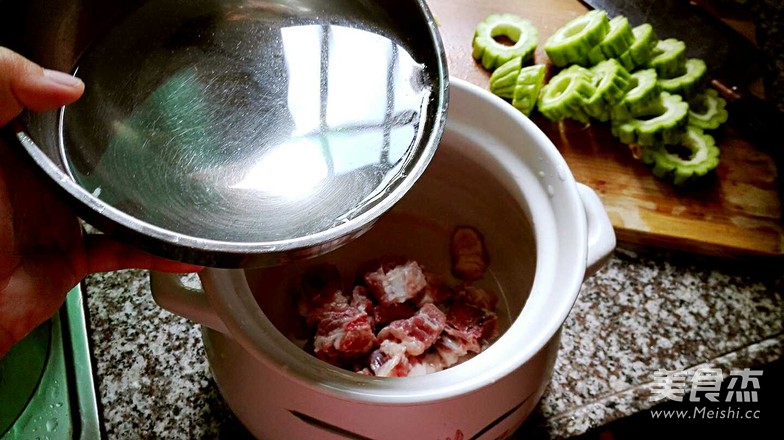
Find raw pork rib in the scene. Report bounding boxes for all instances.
[299,266,376,364]
[436,302,499,365]
[364,260,428,305]
[382,301,500,377]
[369,304,447,377]
[372,302,417,326]
[377,303,446,356]
[299,245,499,377]
[311,302,375,363]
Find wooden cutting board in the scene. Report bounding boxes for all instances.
[426,0,783,258]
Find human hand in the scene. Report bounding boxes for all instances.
[0,47,202,357]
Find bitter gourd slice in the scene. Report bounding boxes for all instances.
[512,64,547,116]
[590,59,632,104]
[642,126,720,185]
[544,10,610,67]
[583,59,632,121]
[611,69,661,119]
[538,65,595,122]
[648,38,687,78]
[587,45,608,66]
[489,57,524,99]
[688,88,729,130]
[658,58,708,100]
[612,92,689,146]
[473,14,539,70]
[598,16,634,58]
[617,51,636,72]
[627,24,658,66]
[607,24,657,71]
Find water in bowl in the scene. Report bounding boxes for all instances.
[59,0,433,243]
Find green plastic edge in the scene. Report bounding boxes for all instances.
[65,285,102,440]
[1,286,101,440]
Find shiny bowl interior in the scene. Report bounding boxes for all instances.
[0,0,448,267]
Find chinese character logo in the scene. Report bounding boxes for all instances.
[649,367,762,403]
[689,367,723,402]
[650,369,688,402]
[725,369,762,403]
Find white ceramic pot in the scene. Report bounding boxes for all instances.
[151,78,615,440]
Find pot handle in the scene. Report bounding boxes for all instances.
[149,271,230,334]
[576,183,616,279]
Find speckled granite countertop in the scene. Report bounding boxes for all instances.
[82,245,784,439]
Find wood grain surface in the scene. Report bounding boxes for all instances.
[426,0,783,258]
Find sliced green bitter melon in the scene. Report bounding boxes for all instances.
[614,24,655,71]
[627,24,658,66]
[611,69,662,119]
[489,57,524,99]
[537,65,595,122]
[587,45,608,66]
[582,59,632,121]
[648,38,687,78]
[642,126,720,185]
[473,14,539,70]
[512,64,547,116]
[612,92,689,146]
[584,15,633,66]
[658,58,708,100]
[688,88,729,130]
[598,16,634,58]
[544,10,610,67]
[489,60,547,116]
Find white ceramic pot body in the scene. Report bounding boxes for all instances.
[151,78,615,440]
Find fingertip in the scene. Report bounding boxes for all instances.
[43,69,84,89]
[0,47,84,119]
[18,69,85,112]
[42,69,85,105]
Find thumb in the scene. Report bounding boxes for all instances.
[0,46,84,126]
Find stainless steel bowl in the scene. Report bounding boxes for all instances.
[0,0,448,267]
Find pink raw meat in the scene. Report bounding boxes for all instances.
[300,252,501,377]
[377,303,446,356]
[420,303,500,371]
[373,302,417,326]
[369,340,411,377]
[364,260,428,305]
[350,286,374,315]
[444,302,499,354]
[312,303,375,364]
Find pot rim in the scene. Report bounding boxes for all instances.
[201,78,588,403]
